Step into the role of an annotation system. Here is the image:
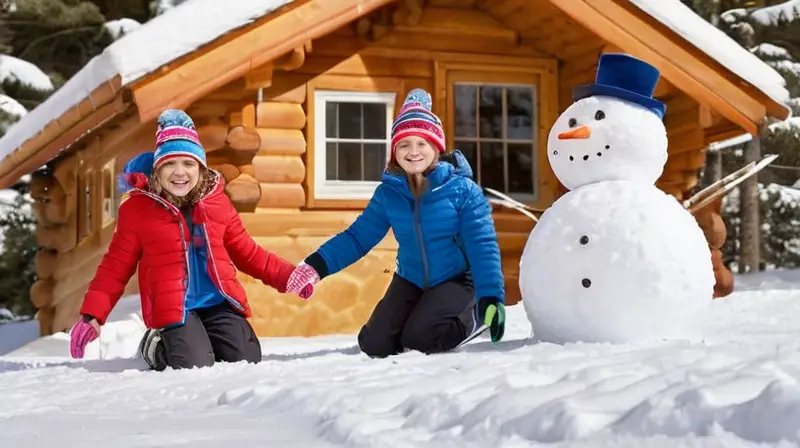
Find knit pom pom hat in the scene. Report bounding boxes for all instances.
[390,89,446,156]
[153,109,207,170]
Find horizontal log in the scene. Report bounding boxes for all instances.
[37,223,77,253]
[207,147,259,167]
[257,183,306,208]
[51,223,115,280]
[295,54,433,78]
[226,126,261,151]
[225,174,262,205]
[212,164,240,183]
[665,149,707,172]
[239,164,255,177]
[35,249,59,279]
[256,102,306,129]
[197,123,229,153]
[252,155,306,183]
[30,279,55,308]
[268,84,306,104]
[257,129,306,156]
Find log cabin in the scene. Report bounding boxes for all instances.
[0,0,790,337]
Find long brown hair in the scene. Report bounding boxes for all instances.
[149,165,215,208]
[386,151,440,197]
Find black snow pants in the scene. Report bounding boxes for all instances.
[357,272,476,358]
[149,301,262,371]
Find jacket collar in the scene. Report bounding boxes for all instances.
[381,150,474,198]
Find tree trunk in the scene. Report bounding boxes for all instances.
[739,126,763,273]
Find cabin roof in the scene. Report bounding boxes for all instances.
[0,0,793,189]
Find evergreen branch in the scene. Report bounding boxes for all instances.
[18,26,102,59]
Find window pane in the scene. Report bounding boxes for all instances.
[338,142,362,181]
[480,142,504,191]
[362,103,386,139]
[507,86,534,140]
[507,143,534,194]
[338,102,362,139]
[454,140,478,174]
[325,102,338,138]
[363,143,386,181]
[326,142,338,180]
[454,84,477,138]
[479,86,503,139]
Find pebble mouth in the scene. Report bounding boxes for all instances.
[562,145,610,162]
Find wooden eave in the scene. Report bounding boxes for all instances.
[0,0,395,189]
[549,0,790,136]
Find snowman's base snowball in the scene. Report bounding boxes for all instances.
[519,181,715,344]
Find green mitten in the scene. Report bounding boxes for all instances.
[477,297,506,343]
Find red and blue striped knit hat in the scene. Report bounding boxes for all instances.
[153,109,207,170]
[390,89,446,156]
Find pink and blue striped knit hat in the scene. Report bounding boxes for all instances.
[152,109,207,170]
[390,89,446,156]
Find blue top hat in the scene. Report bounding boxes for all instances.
[573,53,666,119]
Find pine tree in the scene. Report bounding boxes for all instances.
[687,0,800,271]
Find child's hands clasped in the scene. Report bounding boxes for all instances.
[286,262,320,300]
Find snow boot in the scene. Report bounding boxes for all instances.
[137,328,166,371]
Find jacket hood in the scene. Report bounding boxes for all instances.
[382,149,474,196]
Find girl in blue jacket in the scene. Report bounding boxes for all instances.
[286,89,505,357]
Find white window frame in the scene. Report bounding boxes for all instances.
[313,90,396,200]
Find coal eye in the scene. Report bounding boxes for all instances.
[568,118,577,127]
[595,110,606,120]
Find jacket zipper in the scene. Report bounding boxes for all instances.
[201,223,244,311]
[413,195,430,289]
[137,191,192,321]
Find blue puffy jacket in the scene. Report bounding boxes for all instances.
[304,150,505,304]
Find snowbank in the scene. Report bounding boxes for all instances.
[628,0,791,107]
[4,295,146,361]
[2,275,800,446]
[0,54,53,92]
[0,0,294,171]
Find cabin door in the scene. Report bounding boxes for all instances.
[444,69,543,207]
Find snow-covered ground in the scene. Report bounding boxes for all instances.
[2,271,800,447]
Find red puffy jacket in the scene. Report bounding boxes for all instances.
[80,172,295,329]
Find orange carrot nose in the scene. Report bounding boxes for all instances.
[558,125,591,140]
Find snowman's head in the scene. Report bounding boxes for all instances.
[547,95,668,190]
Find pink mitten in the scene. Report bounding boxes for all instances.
[286,262,320,300]
[69,318,99,359]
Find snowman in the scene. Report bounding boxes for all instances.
[519,53,715,344]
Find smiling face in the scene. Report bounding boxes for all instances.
[547,96,668,191]
[156,156,201,197]
[394,135,438,175]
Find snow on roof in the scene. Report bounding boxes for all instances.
[751,0,800,25]
[104,18,143,40]
[0,0,294,170]
[708,116,800,152]
[628,0,791,108]
[0,55,54,92]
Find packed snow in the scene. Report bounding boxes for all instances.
[0,54,53,92]
[751,0,800,26]
[0,0,295,168]
[104,18,142,40]
[520,181,714,344]
[628,0,791,108]
[2,269,800,446]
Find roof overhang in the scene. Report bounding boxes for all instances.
[0,0,395,189]
[549,0,791,133]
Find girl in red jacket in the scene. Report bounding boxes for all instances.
[68,109,312,370]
